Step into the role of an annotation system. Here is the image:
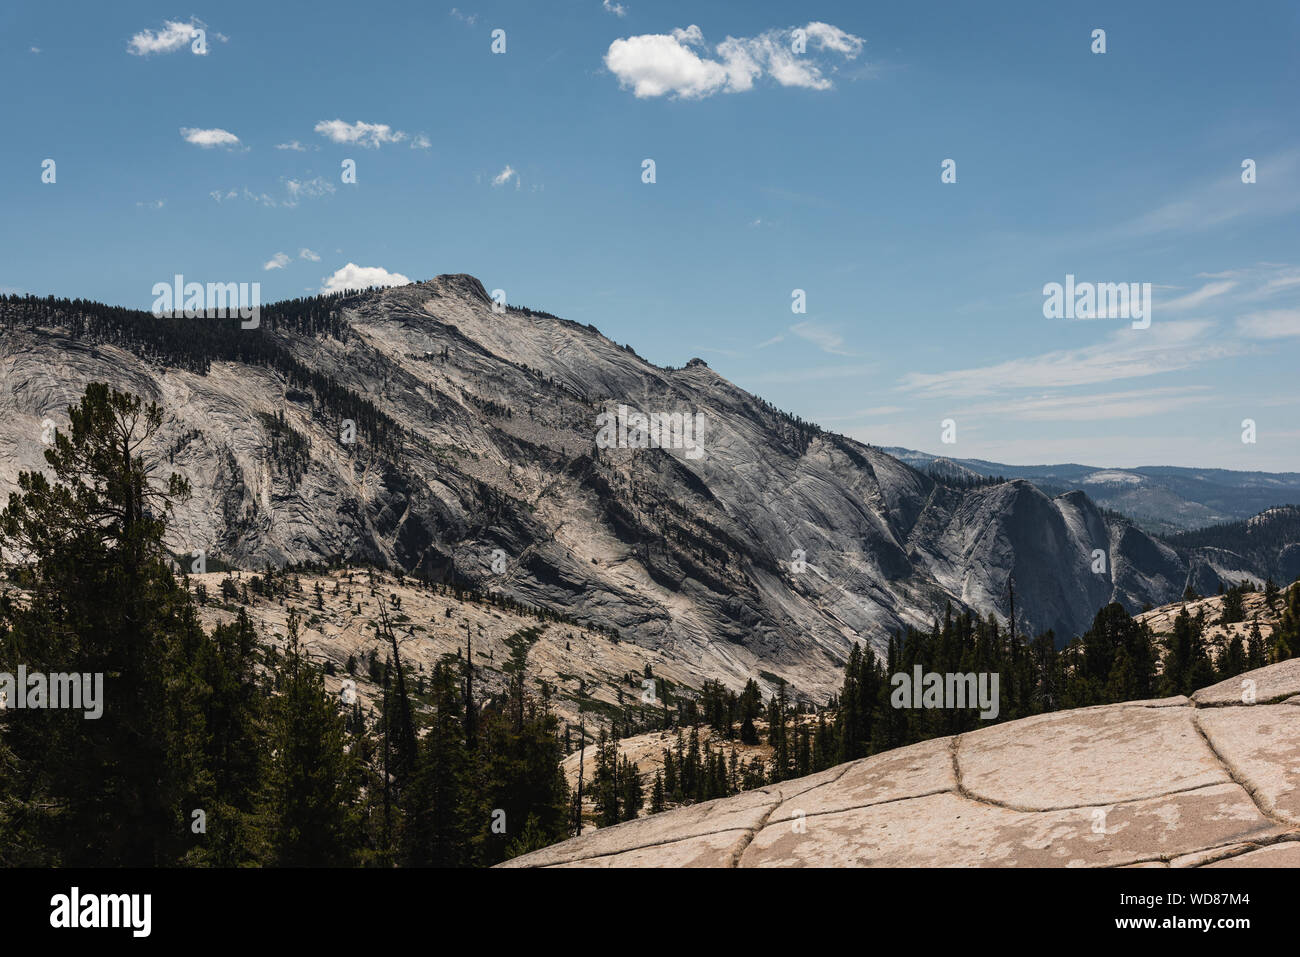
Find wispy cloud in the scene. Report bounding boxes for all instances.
[1236,309,1300,339]
[602,0,628,17]
[299,248,320,262]
[959,386,1214,422]
[759,185,835,210]
[790,320,856,356]
[1160,280,1236,313]
[275,140,316,152]
[604,21,864,99]
[492,165,517,187]
[285,177,335,202]
[1118,149,1300,238]
[210,176,335,208]
[818,405,905,423]
[900,320,1247,398]
[745,363,877,385]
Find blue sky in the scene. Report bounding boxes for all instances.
[2,1,1298,470]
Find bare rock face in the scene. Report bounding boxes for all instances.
[502,658,1300,867]
[2,278,1297,703]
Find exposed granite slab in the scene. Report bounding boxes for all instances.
[497,785,781,868]
[1169,843,1257,868]
[1203,841,1300,867]
[957,706,1226,809]
[504,660,1300,868]
[1119,695,1191,708]
[544,829,752,868]
[767,736,955,824]
[1193,658,1300,706]
[1197,705,1300,825]
[739,784,1280,868]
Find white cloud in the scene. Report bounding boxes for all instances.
[299,248,321,262]
[801,22,866,56]
[275,140,315,152]
[264,253,292,270]
[314,119,406,149]
[211,187,275,206]
[899,320,1247,398]
[745,363,877,385]
[135,199,165,209]
[321,263,413,294]
[818,405,904,423]
[209,177,334,208]
[790,320,856,356]
[285,177,335,202]
[1236,309,1300,339]
[604,21,864,99]
[755,334,784,349]
[450,8,478,26]
[603,0,628,16]
[492,165,517,187]
[180,127,241,149]
[30,46,41,55]
[960,386,1214,422]
[1158,280,1236,314]
[1118,149,1300,238]
[1261,271,1300,295]
[410,134,432,150]
[128,19,207,56]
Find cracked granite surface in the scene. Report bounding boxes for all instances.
[502,659,1300,868]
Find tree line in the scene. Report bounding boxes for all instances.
[0,384,568,866]
[4,384,1298,859]
[634,576,1300,813]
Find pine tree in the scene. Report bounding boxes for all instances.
[194,608,268,865]
[0,383,209,866]
[591,728,620,827]
[402,662,470,866]
[1273,583,1300,661]
[618,755,644,821]
[1247,621,1268,670]
[260,608,361,866]
[650,769,665,813]
[1217,633,1247,681]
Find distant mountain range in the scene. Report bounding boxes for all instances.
[3,277,1299,704]
[881,448,1300,536]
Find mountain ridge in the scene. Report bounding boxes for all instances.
[885,446,1300,534]
[3,276,1298,702]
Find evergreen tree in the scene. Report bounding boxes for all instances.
[0,383,208,866]
[401,662,471,866]
[1272,583,1300,661]
[260,608,361,866]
